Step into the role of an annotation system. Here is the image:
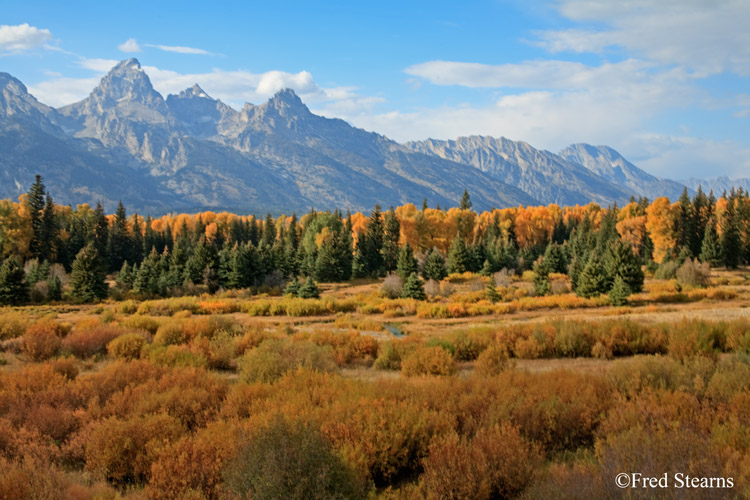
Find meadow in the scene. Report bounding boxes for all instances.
[1,267,749,499]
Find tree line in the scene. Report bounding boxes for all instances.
[0,176,748,304]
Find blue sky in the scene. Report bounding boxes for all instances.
[1,0,749,180]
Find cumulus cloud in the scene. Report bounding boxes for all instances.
[28,77,102,107]
[76,57,120,72]
[118,38,141,53]
[0,23,53,53]
[145,44,212,55]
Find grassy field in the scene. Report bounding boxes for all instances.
[1,269,749,499]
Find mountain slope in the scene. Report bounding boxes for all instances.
[559,144,688,201]
[406,136,635,206]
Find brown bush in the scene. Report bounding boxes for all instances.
[475,344,510,376]
[107,333,147,360]
[308,330,379,366]
[22,321,64,361]
[147,423,238,500]
[62,325,128,358]
[421,424,542,500]
[402,346,456,377]
[84,413,185,485]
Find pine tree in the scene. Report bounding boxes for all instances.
[70,244,108,302]
[46,274,62,301]
[401,272,426,300]
[543,242,567,274]
[131,214,144,266]
[575,251,608,298]
[447,237,469,274]
[284,277,301,297]
[315,229,343,282]
[133,251,163,296]
[40,193,58,262]
[0,257,29,305]
[262,213,276,248]
[721,198,742,269]
[459,189,472,210]
[108,201,131,272]
[532,258,550,296]
[298,277,320,299]
[422,248,447,281]
[364,205,385,277]
[485,279,501,303]
[382,208,400,272]
[92,202,109,259]
[26,175,46,259]
[116,261,135,290]
[396,243,418,280]
[609,275,631,306]
[699,218,722,267]
[603,240,644,293]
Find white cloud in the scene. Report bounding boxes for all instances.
[77,57,120,72]
[536,0,750,76]
[28,77,102,107]
[118,38,141,53]
[624,134,750,180]
[145,44,212,55]
[0,23,52,53]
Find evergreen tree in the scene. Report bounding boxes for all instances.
[315,229,344,282]
[107,201,131,272]
[262,213,276,248]
[0,257,29,305]
[699,218,722,267]
[26,175,46,259]
[459,189,473,210]
[609,275,631,306]
[396,243,418,280]
[364,205,385,277]
[447,237,469,274]
[401,272,426,300]
[422,248,447,281]
[284,277,301,296]
[298,277,320,299]
[382,208,400,272]
[92,202,109,259]
[70,244,108,302]
[133,251,163,296]
[40,193,58,262]
[116,261,135,290]
[480,258,494,277]
[131,215,144,265]
[485,279,501,303]
[603,240,644,293]
[721,197,742,268]
[532,258,550,296]
[183,237,216,283]
[676,187,695,256]
[46,274,62,302]
[575,250,608,298]
[543,242,567,274]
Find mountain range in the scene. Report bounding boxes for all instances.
[0,58,734,215]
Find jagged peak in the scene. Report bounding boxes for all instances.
[173,83,213,100]
[0,72,28,93]
[268,88,306,109]
[112,58,143,72]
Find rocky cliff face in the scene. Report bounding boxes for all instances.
[407,136,637,206]
[559,144,688,201]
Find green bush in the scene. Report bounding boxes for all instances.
[238,339,337,383]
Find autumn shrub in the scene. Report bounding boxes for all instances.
[374,341,406,371]
[107,333,147,360]
[224,416,367,500]
[153,320,189,346]
[654,260,680,280]
[144,344,209,368]
[474,344,510,376]
[48,356,79,380]
[667,319,726,361]
[402,346,456,377]
[238,339,337,383]
[84,413,185,485]
[421,424,542,500]
[726,319,750,354]
[448,331,488,361]
[62,324,128,358]
[0,310,29,340]
[147,422,238,500]
[553,323,594,357]
[308,330,379,366]
[188,331,237,370]
[121,314,161,334]
[676,258,711,287]
[381,273,404,299]
[137,296,199,316]
[705,357,750,402]
[22,319,68,361]
[0,456,68,500]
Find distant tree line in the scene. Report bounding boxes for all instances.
[0,175,748,304]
